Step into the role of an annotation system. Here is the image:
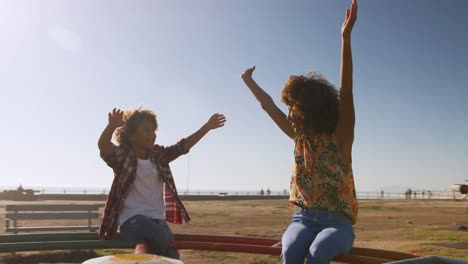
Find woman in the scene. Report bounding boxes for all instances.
[241,1,358,263]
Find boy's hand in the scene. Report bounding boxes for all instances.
[241,66,256,80]
[205,114,226,131]
[342,0,357,39]
[108,108,125,129]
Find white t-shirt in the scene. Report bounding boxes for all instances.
[119,158,165,225]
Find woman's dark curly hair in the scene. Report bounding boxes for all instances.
[281,73,339,135]
[115,107,158,147]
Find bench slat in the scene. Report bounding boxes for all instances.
[6,204,101,211]
[6,212,99,220]
[0,240,132,252]
[0,232,99,243]
[350,247,425,261]
[174,234,280,246]
[6,226,99,233]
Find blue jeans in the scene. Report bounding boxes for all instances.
[120,215,179,259]
[281,207,355,264]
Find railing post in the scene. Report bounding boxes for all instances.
[13,210,18,234]
[88,210,92,232]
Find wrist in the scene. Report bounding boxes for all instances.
[242,75,253,82]
[202,123,211,133]
[106,124,118,131]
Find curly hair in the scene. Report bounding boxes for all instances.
[281,73,339,135]
[114,107,158,147]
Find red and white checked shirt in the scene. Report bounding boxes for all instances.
[99,139,191,240]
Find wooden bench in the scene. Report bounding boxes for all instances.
[4,204,101,233]
[0,232,425,264]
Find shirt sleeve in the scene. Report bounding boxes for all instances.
[100,143,127,172]
[154,138,189,164]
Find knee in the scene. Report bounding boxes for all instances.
[167,248,180,260]
[308,240,352,264]
[151,236,171,250]
[281,240,306,263]
[308,244,331,264]
[149,232,172,254]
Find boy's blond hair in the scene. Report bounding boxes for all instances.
[115,107,158,147]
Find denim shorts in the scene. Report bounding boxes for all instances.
[120,214,179,259]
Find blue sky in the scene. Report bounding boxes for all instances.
[0,0,467,192]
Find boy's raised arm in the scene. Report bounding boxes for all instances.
[156,114,226,164]
[98,108,124,159]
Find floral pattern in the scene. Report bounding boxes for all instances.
[289,134,358,224]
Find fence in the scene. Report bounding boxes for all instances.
[1,187,466,200]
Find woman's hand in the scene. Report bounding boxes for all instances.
[342,0,358,40]
[241,66,256,80]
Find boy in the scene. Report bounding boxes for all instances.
[98,107,226,258]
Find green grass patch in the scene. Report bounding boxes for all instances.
[404,228,468,242]
[246,255,281,264]
[396,244,468,260]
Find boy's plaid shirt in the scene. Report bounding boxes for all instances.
[99,139,191,240]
